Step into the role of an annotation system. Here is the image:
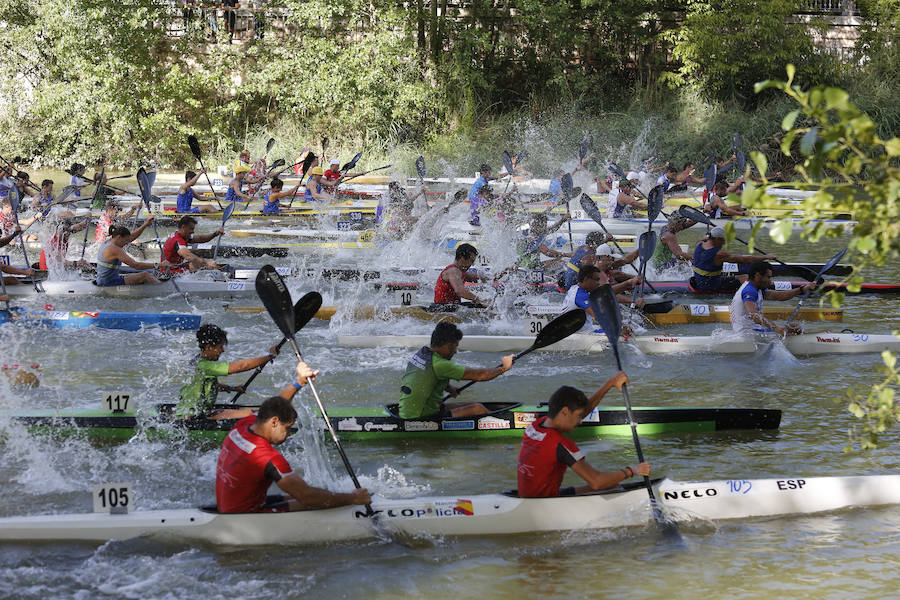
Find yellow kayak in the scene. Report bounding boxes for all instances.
[647,304,843,325]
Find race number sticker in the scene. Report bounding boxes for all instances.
[358,230,375,243]
[349,211,363,222]
[773,281,793,291]
[337,221,350,231]
[150,200,162,214]
[213,178,224,187]
[721,262,738,273]
[476,254,491,269]
[396,290,413,306]
[227,281,246,291]
[689,304,710,316]
[570,209,584,220]
[0,255,9,266]
[524,270,544,284]
[93,483,132,514]
[102,393,131,413]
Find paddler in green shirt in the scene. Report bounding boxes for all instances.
[399,322,514,419]
[177,324,281,420]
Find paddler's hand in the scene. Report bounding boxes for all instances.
[633,297,646,308]
[13,225,21,234]
[0,294,7,303]
[296,361,319,386]
[801,281,817,294]
[216,227,225,236]
[628,462,651,477]
[145,215,155,224]
[268,345,280,357]
[350,488,372,506]
[761,254,777,261]
[204,259,218,269]
[500,354,514,372]
[609,370,629,390]
[445,385,459,398]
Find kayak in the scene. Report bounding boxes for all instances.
[647,304,843,325]
[339,331,900,356]
[7,401,780,442]
[1,474,897,544]
[2,279,253,298]
[0,308,200,331]
[646,280,900,296]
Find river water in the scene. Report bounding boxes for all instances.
[1,172,898,599]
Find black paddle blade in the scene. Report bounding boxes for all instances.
[678,204,712,226]
[515,149,528,163]
[255,265,296,339]
[588,285,622,347]
[637,230,657,269]
[560,172,574,200]
[270,158,286,170]
[608,162,626,180]
[9,184,19,211]
[415,155,426,179]
[136,168,151,207]
[342,151,362,172]
[533,309,586,349]
[502,151,513,175]
[579,193,604,225]
[266,137,276,153]
[817,248,848,282]
[294,291,324,330]
[732,132,740,153]
[188,135,203,161]
[703,163,717,194]
[578,139,589,162]
[736,150,745,174]
[647,186,664,224]
[301,152,317,176]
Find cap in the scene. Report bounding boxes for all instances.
[309,166,324,176]
[234,164,251,174]
[709,226,726,239]
[329,158,340,166]
[626,171,640,181]
[479,163,491,173]
[596,244,614,256]
[618,179,632,188]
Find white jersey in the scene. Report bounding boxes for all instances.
[606,185,619,216]
[730,281,767,335]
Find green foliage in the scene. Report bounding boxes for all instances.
[746,67,900,449]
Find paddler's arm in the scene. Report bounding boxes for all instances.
[586,371,628,411]
[446,268,486,304]
[277,473,371,511]
[763,281,816,302]
[716,250,776,265]
[661,232,692,261]
[538,243,572,260]
[276,361,319,400]
[620,192,647,211]
[2,264,33,277]
[546,214,571,234]
[179,170,204,194]
[111,245,161,271]
[571,460,651,494]
[226,345,280,375]
[612,249,638,269]
[127,216,155,243]
[189,227,225,244]
[460,354,514,382]
[0,226,19,247]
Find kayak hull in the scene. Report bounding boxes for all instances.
[0,309,200,331]
[2,475,900,544]
[3,279,252,298]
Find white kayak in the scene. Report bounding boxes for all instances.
[339,331,900,356]
[3,278,253,298]
[0,475,898,544]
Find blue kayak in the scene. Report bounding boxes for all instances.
[0,308,200,331]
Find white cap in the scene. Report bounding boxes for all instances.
[709,226,726,239]
[596,244,614,256]
[626,171,640,181]
[330,158,340,166]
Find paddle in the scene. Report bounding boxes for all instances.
[0,258,8,308]
[81,166,105,260]
[187,135,224,209]
[646,185,664,226]
[559,173,575,250]
[578,193,661,294]
[287,152,317,208]
[341,151,362,173]
[440,309,587,401]
[264,137,276,159]
[137,168,185,298]
[634,230,657,306]
[588,284,683,542]
[230,292,323,403]
[676,205,819,280]
[212,200,236,262]
[255,265,373,515]
[415,155,426,183]
[784,248,847,328]
[502,150,515,195]
[7,186,39,293]
[703,163,717,196]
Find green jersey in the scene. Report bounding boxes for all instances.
[399,346,466,419]
[177,358,230,418]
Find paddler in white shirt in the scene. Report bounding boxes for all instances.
[730,261,816,337]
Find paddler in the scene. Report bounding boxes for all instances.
[162,215,224,273]
[548,153,591,202]
[594,247,646,307]
[177,324,282,420]
[691,226,775,293]
[177,170,217,213]
[730,261,816,337]
[607,179,647,219]
[650,213,695,272]
[95,225,167,286]
[434,243,491,306]
[261,178,300,215]
[516,213,573,271]
[93,199,148,245]
[39,216,91,271]
[1,226,35,285]
[1,197,41,243]
[468,163,501,226]
[68,162,87,202]
[563,231,615,290]
[225,164,255,205]
[304,166,334,203]
[323,158,342,187]
[378,181,425,238]
[89,171,122,211]
[655,165,678,195]
[0,165,13,199]
[517,372,650,498]
[706,181,746,218]
[398,322,514,419]
[215,360,371,513]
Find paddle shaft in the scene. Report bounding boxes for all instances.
[8,197,39,293]
[285,338,372,514]
[212,205,233,262]
[0,258,8,308]
[440,346,529,401]
[195,160,224,210]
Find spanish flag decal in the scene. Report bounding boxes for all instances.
[454,499,474,516]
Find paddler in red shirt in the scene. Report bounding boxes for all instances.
[434,243,491,306]
[517,371,650,498]
[162,215,224,273]
[215,360,372,513]
[323,158,342,189]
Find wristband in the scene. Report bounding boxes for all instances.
[292,379,303,390]
[620,468,630,478]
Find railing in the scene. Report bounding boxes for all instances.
[795,0,859,15]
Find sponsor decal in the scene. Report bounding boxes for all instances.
[364,421,399,432]
[441,419,474,431]
[816,336,839,343]
[653,335,679,343]
[514,412,537,428]
[662,487,718,501]
[354,498,474,520]
[403,420,439,432]
[776,479,806,490]
[21,311,71,320]
[582,408,600,423]
[527,305,558,315]
[454,499,474,516]
[71,311,99,318]
[337,418,363,432]
[477,416,511,430]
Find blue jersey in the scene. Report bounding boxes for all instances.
[304,176,323,202]
[262,191,280,214]
[468,175,488,219]
[224,180,242,205]
[176,188,197,212]
[563,245,592,290]
[692,243,723,291]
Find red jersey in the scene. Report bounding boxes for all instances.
[434,264,461,303]
[163,231,190,271]
[323,169,341,184]
[215,416,294,513]
[39,230,69,270]
[94,214,113,244]
[517,416,585,498]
